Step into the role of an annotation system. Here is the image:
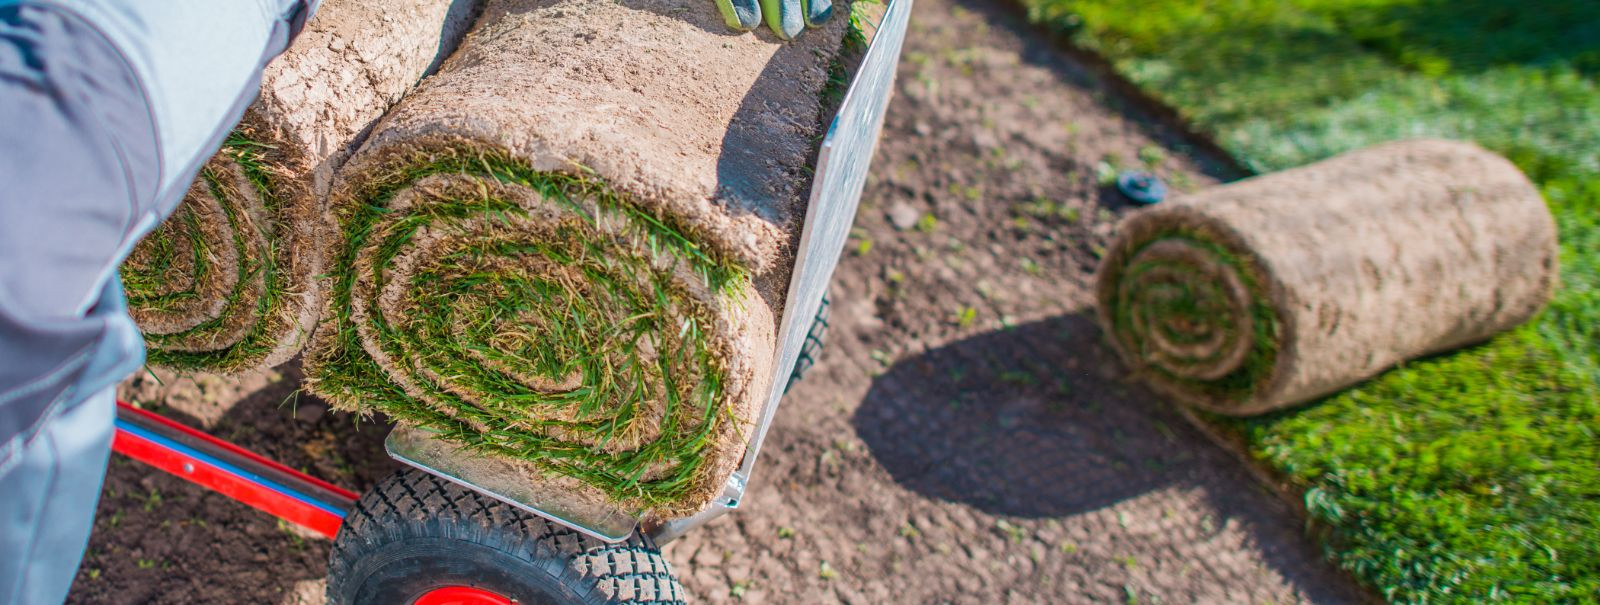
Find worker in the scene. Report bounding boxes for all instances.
[719,0,832,39]
[0,0,828,603]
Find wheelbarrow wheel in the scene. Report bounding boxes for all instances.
[783,293,830,393]
[327,469,686,605]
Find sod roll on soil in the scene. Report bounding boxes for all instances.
[306,0,848,517]
[1096,139,1557,416]
[121,0,478,373]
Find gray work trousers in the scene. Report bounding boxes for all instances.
[0,2,314,602]
[0,388,112,605]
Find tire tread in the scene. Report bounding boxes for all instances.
[328,469,686,604]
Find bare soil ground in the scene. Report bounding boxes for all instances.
[68,0,1366,602]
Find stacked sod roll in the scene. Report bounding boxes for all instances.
[1096,139,1558,416]
[121,0,479,373]
[306,0,847,517]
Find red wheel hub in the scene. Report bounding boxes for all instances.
[412,586,513,605]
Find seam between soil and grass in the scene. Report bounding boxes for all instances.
[999,0,1600,602]
[311,149,750,512]
[981,7,1385,598]
[124,133,293,372]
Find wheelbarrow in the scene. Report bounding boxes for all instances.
[110,1,911,602]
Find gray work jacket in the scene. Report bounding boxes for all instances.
[0,0,318,475]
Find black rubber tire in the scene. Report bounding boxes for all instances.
[327,469,686,605]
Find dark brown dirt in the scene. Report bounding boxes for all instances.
[70,362,395,605]
[68,0,1366,602]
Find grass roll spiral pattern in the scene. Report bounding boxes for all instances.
[120,0,477,374]
[307,146,766,517]
[1097,140,1557,415]
[305,0,845,517]
[124,134,315,373]
[1102,227,1280,400]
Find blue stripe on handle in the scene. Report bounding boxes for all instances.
[115,417,347,518]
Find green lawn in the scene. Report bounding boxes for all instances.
[1017,0,1600,601]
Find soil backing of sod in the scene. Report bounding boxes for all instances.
[307,0,851,518]
[121,0,480,373]
[1098,139,1557,415]
[72,0,1378,600]
[1022,0,1600,600]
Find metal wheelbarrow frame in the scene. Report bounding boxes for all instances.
[109,0,912,600]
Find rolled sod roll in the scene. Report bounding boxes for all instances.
[121,0,478,373]
[1096,139,1557,416]
[306,0,848,516]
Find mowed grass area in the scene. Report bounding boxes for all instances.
[1018,0,1600,601]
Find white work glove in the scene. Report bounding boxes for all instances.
[716,0,833,40]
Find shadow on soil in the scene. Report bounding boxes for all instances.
[73,361,395,604]
[852,313,1190,518]
[142,360,399,497]
[850,313,1368,597]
